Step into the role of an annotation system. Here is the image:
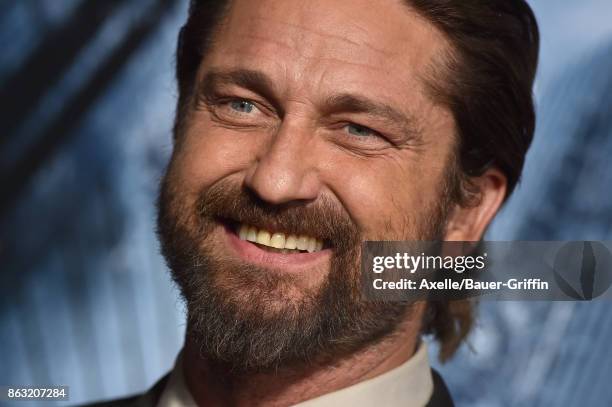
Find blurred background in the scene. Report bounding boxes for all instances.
[1,1,611,406]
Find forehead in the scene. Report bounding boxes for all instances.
[202,0,448,102]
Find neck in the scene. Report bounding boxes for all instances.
[182,309,424,407]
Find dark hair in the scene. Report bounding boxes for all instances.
[174,0,539,360]
[405,0,539,360]
[174,0,230,132]
[410,0,539,198]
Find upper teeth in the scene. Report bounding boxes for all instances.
[238,223,324,253]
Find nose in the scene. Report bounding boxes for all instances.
[243,121,322,205]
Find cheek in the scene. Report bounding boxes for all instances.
[329,156,446,238]
[171,120,262,194]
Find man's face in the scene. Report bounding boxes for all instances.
[158,0,457,371]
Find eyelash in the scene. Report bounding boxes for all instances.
[228,99,256,113]
[344,123,384,140]
[203,96,268,123]
[204,95,390,144]
[217,98,261,115]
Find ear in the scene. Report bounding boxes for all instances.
[444,167,507,241]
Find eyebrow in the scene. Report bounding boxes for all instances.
[198,68,281,109]
[198,68,423,144]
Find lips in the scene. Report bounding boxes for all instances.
[221,220,331,270]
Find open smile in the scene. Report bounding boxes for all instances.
[220,218,332,270]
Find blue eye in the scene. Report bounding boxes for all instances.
[346,123,376,138]
[229,100,255,113]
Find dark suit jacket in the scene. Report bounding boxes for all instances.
[83,369,453,407]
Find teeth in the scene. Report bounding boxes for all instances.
[246,226,258,242]
[296,235,309,251]
[270,233,285,249]
[256,230,271,246]
[236,224,324,252]
[306,237,316,253]
[285,234,297,249]
[238,224,249,240]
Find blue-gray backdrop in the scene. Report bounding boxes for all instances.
[1,1,611,406]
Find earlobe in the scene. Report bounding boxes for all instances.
[444,168,507,241]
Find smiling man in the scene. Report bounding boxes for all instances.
[89,0,538,406]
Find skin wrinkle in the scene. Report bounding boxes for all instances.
[241,9,399,61]
[197,67,427,153]
[321,93,424,144]
[197,67,422,127]
[204,54,423,107]
[158,172,432,402]
[227,35,395,74]
[159,0,508,405]
[259,116,322,202]
[206,5,437,104]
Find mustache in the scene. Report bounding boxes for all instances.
[196,180,361,251]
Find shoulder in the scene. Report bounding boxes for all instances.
[80,374,170,407]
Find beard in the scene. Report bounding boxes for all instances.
[157,171,451,374]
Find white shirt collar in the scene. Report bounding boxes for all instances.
[157,342,433,407]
